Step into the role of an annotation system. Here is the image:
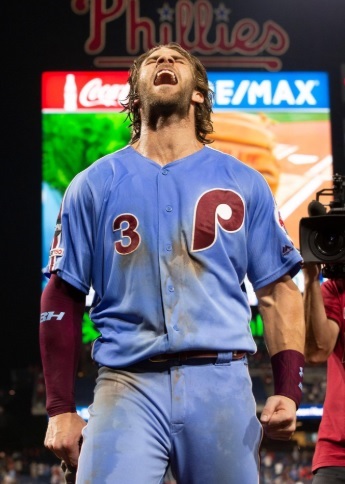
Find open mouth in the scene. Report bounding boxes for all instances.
[154,69,178,86]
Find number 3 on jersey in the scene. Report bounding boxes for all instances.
[113,213,141,255]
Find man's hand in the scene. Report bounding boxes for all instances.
[44,412,87,468]
[260,395,297,441]
[302,261,321,284]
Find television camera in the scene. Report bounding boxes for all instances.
[299,173,345,278]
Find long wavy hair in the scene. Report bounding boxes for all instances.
[122,42,214,144]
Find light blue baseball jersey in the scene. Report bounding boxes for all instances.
[46,145,301,367]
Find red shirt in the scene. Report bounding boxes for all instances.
[312,279,345,472]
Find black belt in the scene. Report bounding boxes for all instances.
[149,350,246,363]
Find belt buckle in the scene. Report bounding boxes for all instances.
[233,351,245,360]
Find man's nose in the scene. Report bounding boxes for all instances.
[156,55,174,65]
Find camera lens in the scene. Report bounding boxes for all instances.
[311,229,345,260]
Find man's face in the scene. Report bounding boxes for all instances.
[136,47,202,115]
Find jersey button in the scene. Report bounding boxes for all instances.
[166,205,173,212]
[168,285,174,292]
[162,168,169,175]
[166,244,172,251]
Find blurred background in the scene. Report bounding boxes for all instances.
[2,1,345,482]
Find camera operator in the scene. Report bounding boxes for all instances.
[302,261,345,483]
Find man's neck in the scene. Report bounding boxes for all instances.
[132,122,203,166]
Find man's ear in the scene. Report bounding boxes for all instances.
[192,90,204,104]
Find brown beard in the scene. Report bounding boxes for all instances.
[140,85,194,127]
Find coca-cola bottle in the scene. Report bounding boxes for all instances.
[63,74,78,111]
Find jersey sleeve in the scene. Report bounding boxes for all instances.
[244,171,302,291]
[44,171,95,294]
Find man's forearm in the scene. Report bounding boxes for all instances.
[303,278,334,362]
[40,274,85,416]
[257,275,305,356]
[256,275,305,407]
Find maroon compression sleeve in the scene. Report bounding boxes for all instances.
[270,349,305,409]
[40,274,86,417]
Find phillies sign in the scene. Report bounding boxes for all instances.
[71,0,289,71]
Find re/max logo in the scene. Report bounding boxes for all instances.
[208,72,329,110]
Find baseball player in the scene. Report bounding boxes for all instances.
[40,43,305,483]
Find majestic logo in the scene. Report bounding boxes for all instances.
[71,0,289,71]
[282,245,294,256]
